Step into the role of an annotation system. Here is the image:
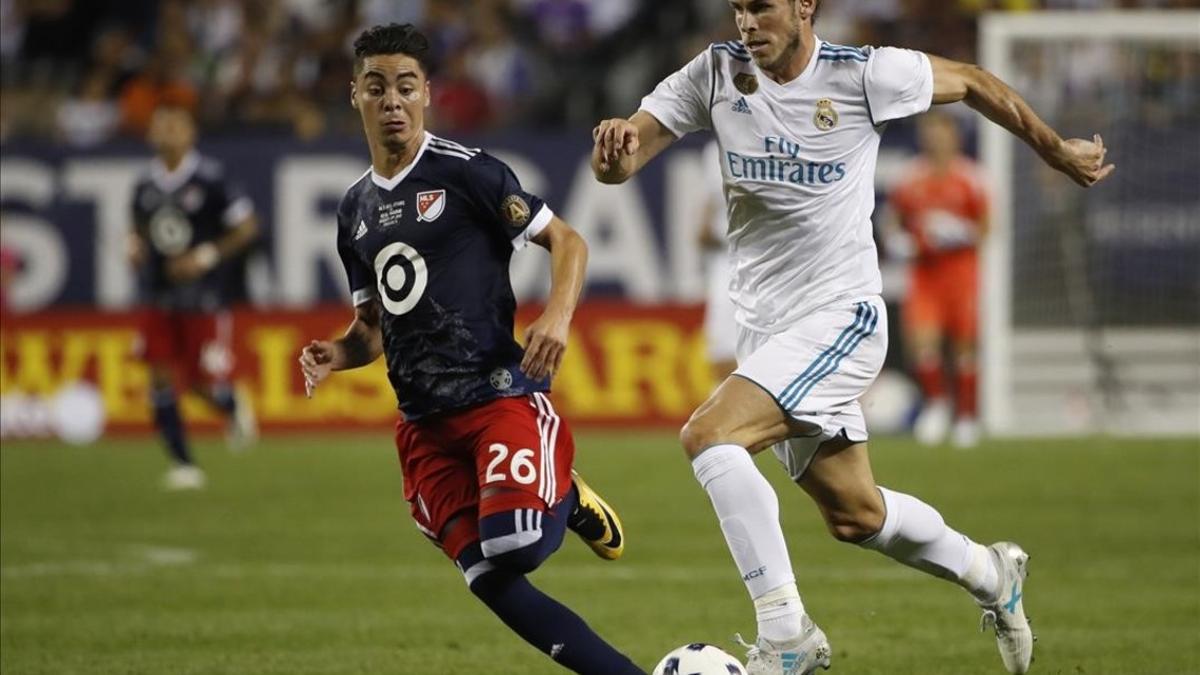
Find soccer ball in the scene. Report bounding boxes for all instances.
[652,643,748,675]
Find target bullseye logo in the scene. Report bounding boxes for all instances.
[374,242,428,315]
[149,207,194,255]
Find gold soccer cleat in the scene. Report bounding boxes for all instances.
[567,470,625,560]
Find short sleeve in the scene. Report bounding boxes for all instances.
[336,203,376,306]
[221,186,254,227]
[639,48,713,138]
[864,47,933,124]
[464,152,553,251]
[212,176,255,227]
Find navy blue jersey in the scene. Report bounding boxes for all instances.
[130,152,254,311]
[337,133,554,420]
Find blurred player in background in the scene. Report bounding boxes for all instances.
[699,139,738,382]
[0,244,19,313]
[298,25,642,675]
[593,0,1112,672]
[887,112,988,448]
[129,105,259,490]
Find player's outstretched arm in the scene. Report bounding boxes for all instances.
[591,111,677,184]
[298,299,383,397]
[928,54,1115,188]
[522,217,587,381]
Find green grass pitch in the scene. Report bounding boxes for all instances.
[2,432,1197,674]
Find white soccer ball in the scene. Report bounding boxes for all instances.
[652,643,747,675]
[49,382,107,445]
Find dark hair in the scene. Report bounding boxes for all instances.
[353,23,431,75]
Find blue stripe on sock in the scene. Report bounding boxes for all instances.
[777,303,868,407]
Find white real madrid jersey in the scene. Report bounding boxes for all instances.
[640,38,933,332]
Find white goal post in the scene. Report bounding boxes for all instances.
[979,11,1200,437]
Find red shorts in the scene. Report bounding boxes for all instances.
[137,308,233,388]
[905,251,978,342]
[395,392,575,560]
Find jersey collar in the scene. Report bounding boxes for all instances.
[150,151,200,193]
[755,37,824,92]
[371,132,431,191]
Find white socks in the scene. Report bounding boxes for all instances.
[753,583,806,643]
[691,447,1001,643]
[961,541,1000,603]
[859,486,999,602]
[692,444,805,641]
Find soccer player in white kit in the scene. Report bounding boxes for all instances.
[591,1,1114,674]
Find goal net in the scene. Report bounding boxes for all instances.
[979,11,1200,436]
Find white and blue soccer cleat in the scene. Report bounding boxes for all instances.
[738,615,831,675]
[978,542,1035,674]
[163,464,206,491]
[225,387,258,452]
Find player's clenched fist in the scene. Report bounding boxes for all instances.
[298,340,336,398]
[521,311,569,382]
[1048,134,1115,188]
[591,118,640,174]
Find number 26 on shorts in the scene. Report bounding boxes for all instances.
[484,443,538,485]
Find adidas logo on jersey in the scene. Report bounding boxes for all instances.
[731,97,752,114]
[355,220,368,240]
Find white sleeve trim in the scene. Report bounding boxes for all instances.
[352,287,377,306]
[222,197,254,227]
[511,204,554,251]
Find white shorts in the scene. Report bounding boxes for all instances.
[703,253,737,362]
[734,296,888,481]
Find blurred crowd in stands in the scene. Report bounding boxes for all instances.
[1,0,1196,144]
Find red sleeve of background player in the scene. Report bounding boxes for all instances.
[890,180,914,229]
[963,162,989,223]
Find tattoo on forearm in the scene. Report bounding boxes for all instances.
[340,331,374,368]
[357,301,381,328]
[335,300,381,369]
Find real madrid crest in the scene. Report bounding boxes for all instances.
[813,98,838,131]
[733,72,758,95]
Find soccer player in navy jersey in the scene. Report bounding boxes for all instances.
[297,24,643,675]
[129,105,259,490]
